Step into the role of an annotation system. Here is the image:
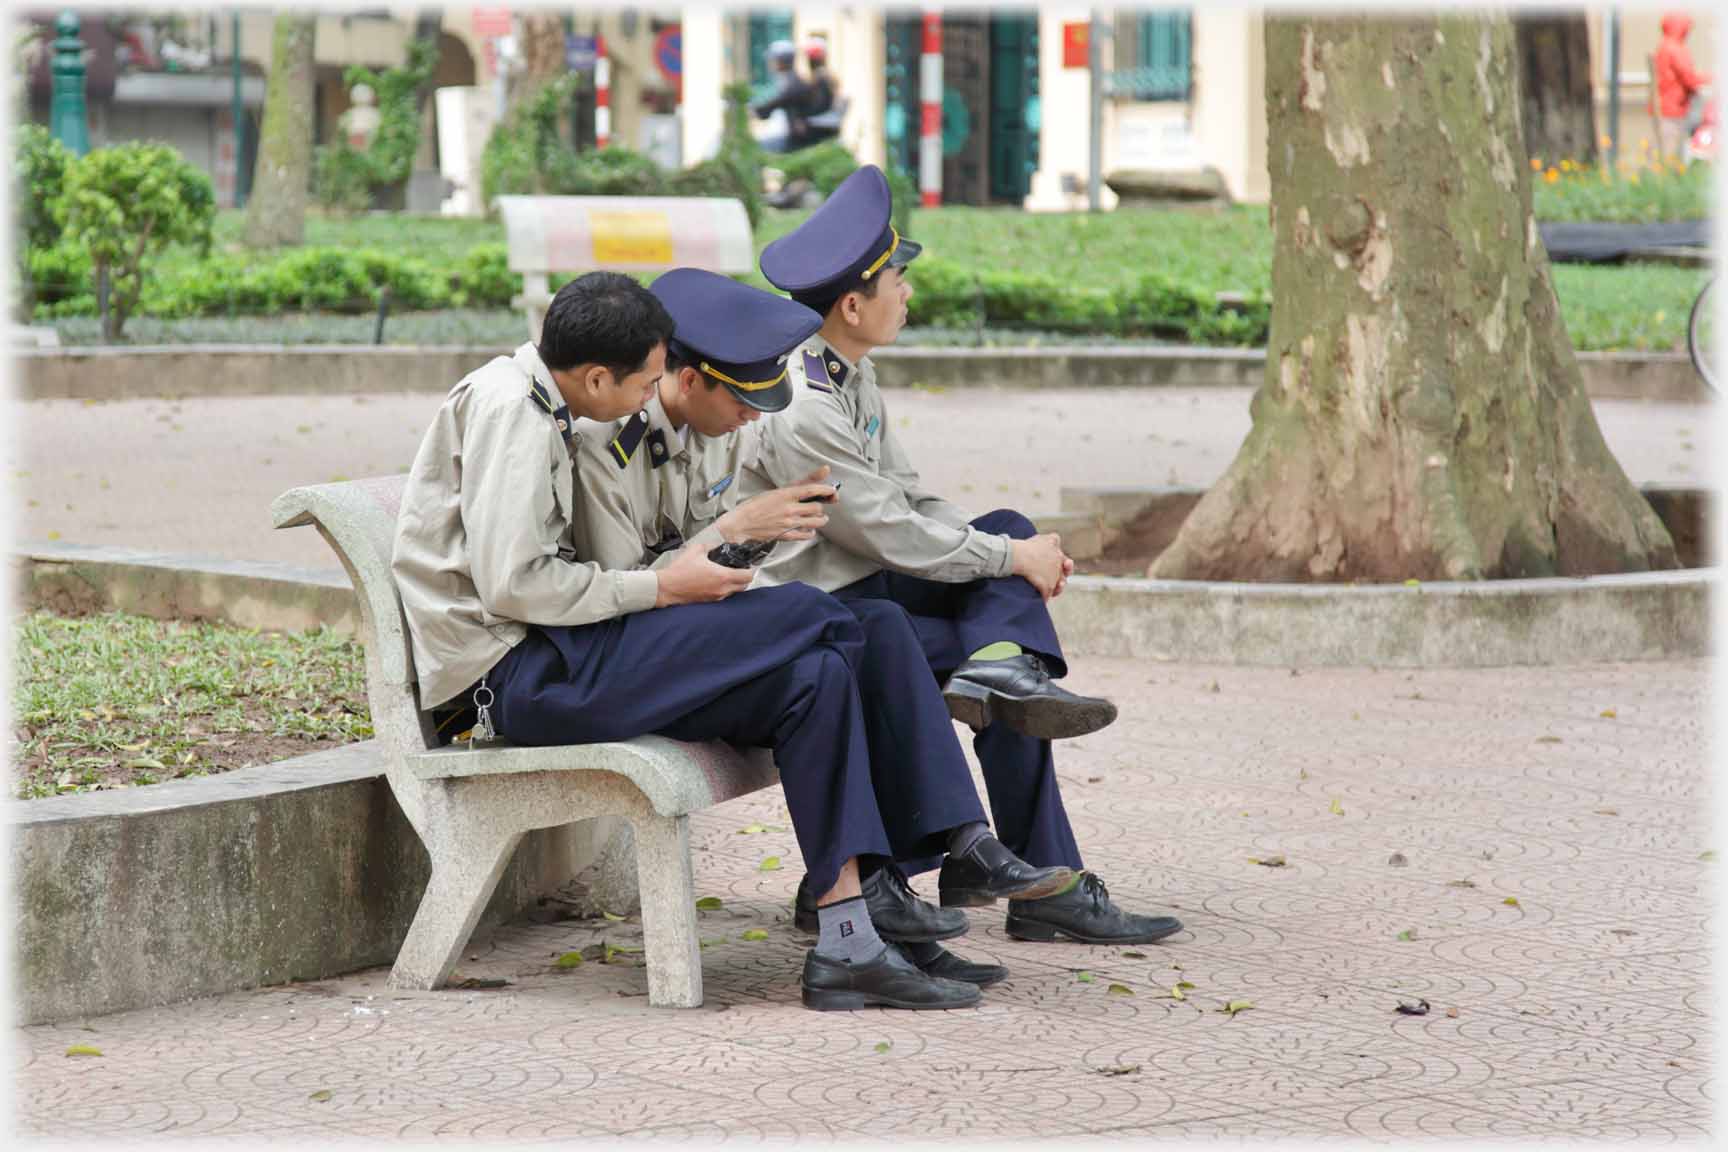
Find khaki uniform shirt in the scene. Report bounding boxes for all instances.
[570,390,749,573]
[391,343,660,709]
[740,335,1014,592]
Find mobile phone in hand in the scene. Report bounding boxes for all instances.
[800,480,843,504]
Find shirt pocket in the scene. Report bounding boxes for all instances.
[858,405,884,467]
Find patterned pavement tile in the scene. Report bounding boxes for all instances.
[15,657,1713,1142]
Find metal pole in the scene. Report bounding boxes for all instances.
[49,11,89,156]
[1606,10,1621,168]
[231,12,247,207]
[919,8,943,208]
[1087,11,1102,211]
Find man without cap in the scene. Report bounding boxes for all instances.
[738,165,1185,947]
[573,267,1076,990]
[393,270,1070,1011]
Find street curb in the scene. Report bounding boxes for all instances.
[15,344,1709,403]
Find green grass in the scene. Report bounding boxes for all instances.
[11,611,370,801]
[209,208,505,262]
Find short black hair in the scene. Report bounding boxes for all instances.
[663,343,721,390]
[792,273,882,320]
[538,271,675,376]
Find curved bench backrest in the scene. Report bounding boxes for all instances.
[272,476,436,759]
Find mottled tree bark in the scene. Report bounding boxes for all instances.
[508,11,570,116]
[1515,13,1599,166]
[243,14,316,249]
[1151,15,1674,582]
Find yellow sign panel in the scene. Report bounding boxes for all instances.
[589,210,676,265]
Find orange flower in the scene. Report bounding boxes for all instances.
[1544,168,1560,183]
[1600,133,1613,148]
[1530,156,1543,170]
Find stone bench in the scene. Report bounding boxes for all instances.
[271,474,777,1007]
[495,194,755,340]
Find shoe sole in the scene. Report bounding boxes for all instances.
[792,911,970,943]
[1003,915,1185,945]
[801,986,982,1011]
[938,867,1078,909]
[942,680,1118,740]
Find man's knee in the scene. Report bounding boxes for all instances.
[973,508,1037,540]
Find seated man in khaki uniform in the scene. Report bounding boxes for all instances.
[737,165,1184,947]
[574,267,1080,987]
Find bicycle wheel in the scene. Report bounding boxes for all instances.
[1687,276,1718,394]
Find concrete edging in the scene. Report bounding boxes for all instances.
[14,539,1714,667]
[1049,568,1714,667]
[10,743,618,1026]
[16,344,1709,403]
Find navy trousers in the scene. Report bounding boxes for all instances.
[485,583,890,897]
[835,508,1086,873]
[843,597,989,861]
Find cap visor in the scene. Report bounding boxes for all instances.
[730,377,795,414]
[887,237,923,267]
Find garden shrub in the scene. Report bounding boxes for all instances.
[54,141,214,338]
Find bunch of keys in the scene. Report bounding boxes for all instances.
[469,679,498,747]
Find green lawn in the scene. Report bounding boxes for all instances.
[11,611,369,800]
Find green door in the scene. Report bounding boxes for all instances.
[988,15,1040,202]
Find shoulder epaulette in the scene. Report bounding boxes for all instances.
[646,428,670,469]
[802,348,834,393]
[610,410,650,468]
[530,379,573,445]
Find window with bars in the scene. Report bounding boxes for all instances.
[1109,10,1192,102]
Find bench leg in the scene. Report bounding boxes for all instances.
[632,813,703,1008]
[389,828,524,991]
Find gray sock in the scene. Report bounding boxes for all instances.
[948,821,990,857]
[815,896,886,964]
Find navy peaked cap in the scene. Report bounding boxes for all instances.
[650,268,822,413]
[758,164,922,296]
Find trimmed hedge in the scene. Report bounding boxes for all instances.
[28,241,1265,345]
[31,243,520,320]
[907,257,1268,345]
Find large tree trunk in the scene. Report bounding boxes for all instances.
[243,14,316,248]
[1515,13,1599,167]
[1150,15,1674,582]
[508,11,569,115]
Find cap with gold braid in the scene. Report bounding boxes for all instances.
[649,268,822,412]
[758,164,922,298]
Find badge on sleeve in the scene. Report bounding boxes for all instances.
[864,415,880,439]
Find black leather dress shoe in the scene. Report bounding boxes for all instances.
[898,940,1009,988]
[936,834,1076,908]
[793,864,972,942]
[942,654,1118,739]
[1005,871,1184,944]
[801,945,982,1011]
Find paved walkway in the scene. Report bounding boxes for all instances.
[10,388,1714,570]
[15,657,1713,1142]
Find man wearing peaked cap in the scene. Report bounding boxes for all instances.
[395,271,1043,1012]
[741,165,1185,948]
[575,267,1071,992]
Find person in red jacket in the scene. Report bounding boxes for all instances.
[1655,13,1712,161]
